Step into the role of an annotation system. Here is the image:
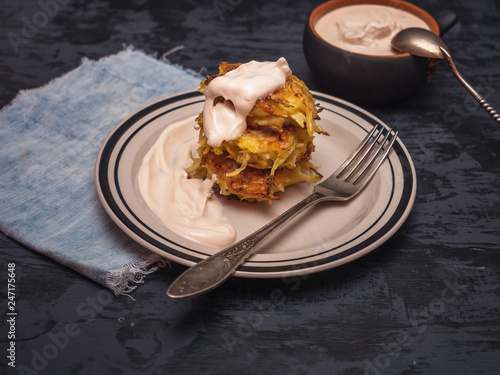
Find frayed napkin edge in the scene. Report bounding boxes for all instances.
[1,45,202,296]
[105,252,169,298]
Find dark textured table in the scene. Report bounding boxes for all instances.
[1,1,499,374]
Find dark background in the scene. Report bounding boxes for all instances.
[1,0,499,374]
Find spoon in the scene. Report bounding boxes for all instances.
[392,27,500,124]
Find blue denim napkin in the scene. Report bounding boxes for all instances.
[0,48,201,295]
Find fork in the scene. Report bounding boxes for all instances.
[167,124,398,298]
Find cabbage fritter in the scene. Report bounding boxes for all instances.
[187,61,327,202]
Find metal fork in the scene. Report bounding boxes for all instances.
[167,124,398,298]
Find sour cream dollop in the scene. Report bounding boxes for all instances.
[203,57,292,147]
[138,117,236,248]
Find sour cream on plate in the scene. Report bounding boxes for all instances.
[138,117,236,248]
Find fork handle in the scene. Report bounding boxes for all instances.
[167,191,327,298]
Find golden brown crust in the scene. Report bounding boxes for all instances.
[189,60,328,203]
[204,151,285,201]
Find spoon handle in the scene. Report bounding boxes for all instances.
[440,47,500,124]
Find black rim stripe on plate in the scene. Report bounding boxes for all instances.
[98,92,206,262]
[240,95,413,272]
[97,91,415,274]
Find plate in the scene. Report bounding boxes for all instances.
[95,90,416,278]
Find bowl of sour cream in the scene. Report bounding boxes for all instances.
[303,0,457,104]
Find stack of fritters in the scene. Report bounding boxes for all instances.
[187,62,328,202]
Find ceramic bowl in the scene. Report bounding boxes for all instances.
[303,0,457,104]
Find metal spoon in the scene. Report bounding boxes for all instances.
[392,27,500,124]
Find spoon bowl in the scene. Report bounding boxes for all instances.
[392,28,447,59]
[392,27,500,124]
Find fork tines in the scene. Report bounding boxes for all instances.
[336,124,398,186]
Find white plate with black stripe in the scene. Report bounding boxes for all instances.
[96,90,416,278]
